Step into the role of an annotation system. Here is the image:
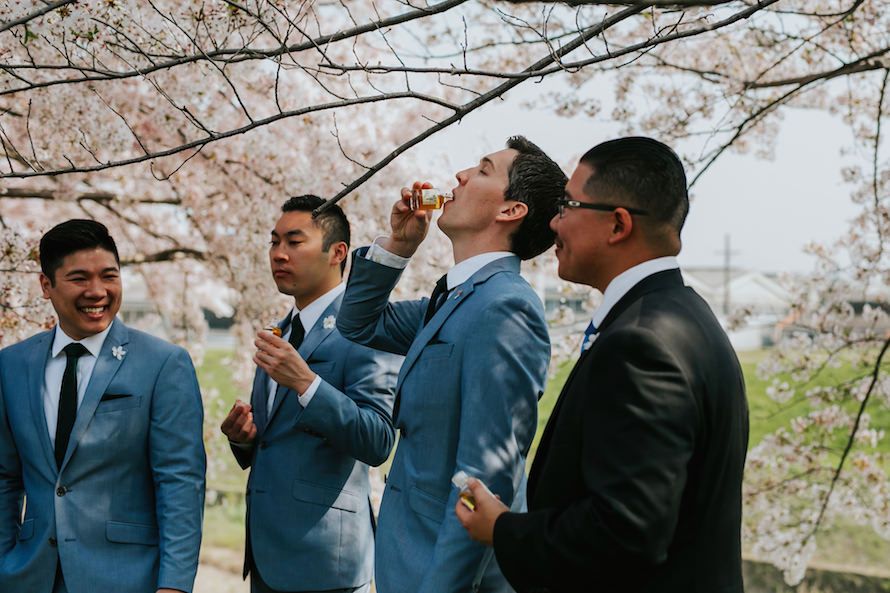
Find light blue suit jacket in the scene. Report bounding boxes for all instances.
[230,294,400,591]
[337,250,549,593]
[0,319,206,593]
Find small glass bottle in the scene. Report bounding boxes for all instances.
[410,188,453,211]
[451,470,476,511]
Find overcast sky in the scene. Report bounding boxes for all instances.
[411,82,860,275]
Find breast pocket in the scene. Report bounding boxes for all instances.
[96,394,142,414]
[417,343,454,363]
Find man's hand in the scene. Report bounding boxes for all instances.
[455,477,509,547]
[381,181,433,258]
[220,400,257,444]
[254,330,317,395]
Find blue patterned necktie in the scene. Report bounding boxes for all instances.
[581,321,598,353]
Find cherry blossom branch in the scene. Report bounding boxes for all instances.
[315,2,654,214]
[0,1,76,34]
[0,91,459,178]
[804,334,890,543]
[0,0,470,95]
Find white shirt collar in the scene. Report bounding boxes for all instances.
[591,256,680,329]
[446,252,513,290]
[288,282,345,333]
[51,322,114,359]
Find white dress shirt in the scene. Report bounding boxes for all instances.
[590,256,680,330]
[266,282,345,411]
[43,324,113,446]
[366,238,512,290]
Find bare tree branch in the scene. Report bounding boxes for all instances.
[0,1,77,34]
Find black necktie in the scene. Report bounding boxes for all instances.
[288,313,304,350]
[424,274,449,325]
[56,343,89,468]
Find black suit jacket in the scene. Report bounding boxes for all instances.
[493,269,749,593]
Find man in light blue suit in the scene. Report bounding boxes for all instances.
[0,219,205,593]
[337,136,567,593]
[221,195,400,593]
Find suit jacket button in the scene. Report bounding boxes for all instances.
[56,486,67,496]
[48,537,57,547]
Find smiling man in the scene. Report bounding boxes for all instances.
[0,219,205,593]
[337,136,567,593]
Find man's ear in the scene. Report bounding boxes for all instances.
[606,208,634,245]
[496,200,529,223]
[39,273,53,299]
[328,241,348,267]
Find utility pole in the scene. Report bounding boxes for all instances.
[716,234,740,316]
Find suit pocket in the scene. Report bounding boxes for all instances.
[106,521,159,545]
[418,343,453,362]
[96,394,142,414]
[409,486,446,522]
[17,518,33,541]
[291,479,358,513]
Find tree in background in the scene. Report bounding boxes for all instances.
[2,0,889,582]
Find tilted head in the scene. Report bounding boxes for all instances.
[439,136,566,261]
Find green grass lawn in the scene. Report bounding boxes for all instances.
[197,347,890,570]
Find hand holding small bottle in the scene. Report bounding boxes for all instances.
[382,181,434,258]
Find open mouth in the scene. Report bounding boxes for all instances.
[79,306,107,317]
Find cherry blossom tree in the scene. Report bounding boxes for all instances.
[2,0,889,582]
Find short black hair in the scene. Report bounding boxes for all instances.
[281,194,350,273]
[579,137,689,237]
[39,219,120,285]
[503,136,567,260]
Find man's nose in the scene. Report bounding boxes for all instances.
[271,245,287,261]
[84,277,106,298]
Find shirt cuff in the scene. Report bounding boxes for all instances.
[366,237,411,269]
[297,375,322,407]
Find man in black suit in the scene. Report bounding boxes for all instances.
[457,136,749,593]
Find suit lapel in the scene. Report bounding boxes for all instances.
[26,331,57,471]
[267,297,340,426]
[396,281,474,392]
[529,269,685,494]
[393,257,520,419]
[251,366,271,436]
[60,320,128,471]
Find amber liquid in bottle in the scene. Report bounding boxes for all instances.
[451,470,477,511]
[410,188,453,211]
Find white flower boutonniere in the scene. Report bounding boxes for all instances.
[323,315,336,329]
[111,346,127,361]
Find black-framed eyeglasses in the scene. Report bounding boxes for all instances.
[556,199,650,218]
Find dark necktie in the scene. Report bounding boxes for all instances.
[56,343,89,468]
[424,274,449,325]
[288,313,304,350]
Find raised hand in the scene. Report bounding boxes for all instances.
[382,181,434,258]
[253,330,317,395]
